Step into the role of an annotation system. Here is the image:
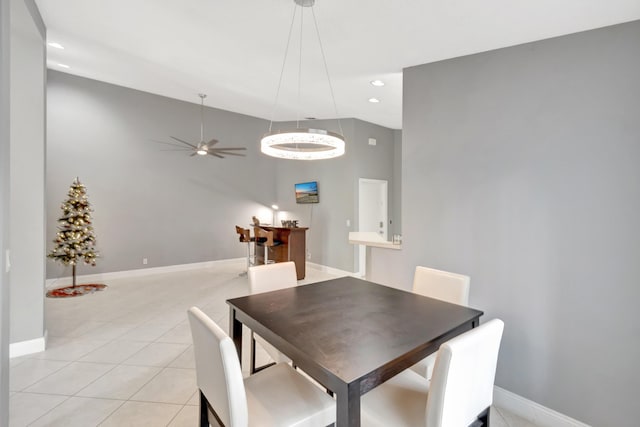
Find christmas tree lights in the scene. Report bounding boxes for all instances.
[48,177,99,288]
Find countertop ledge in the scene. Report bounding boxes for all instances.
[348,232,402,250]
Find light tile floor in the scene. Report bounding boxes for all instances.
[9,261,538,426]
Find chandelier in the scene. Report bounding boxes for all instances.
[260,0,345,160]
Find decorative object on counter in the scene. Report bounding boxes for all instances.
[47,177,105,298]
[158,93,247,159]
[252,215,260,226]
[259,0,345,161]
[281,220,299,228]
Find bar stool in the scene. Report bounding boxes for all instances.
[253,227,282,264]
[235,225,255,276]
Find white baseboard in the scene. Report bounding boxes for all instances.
[494,386,590,427]
[10,331,47,358]
[45,259,353,289]
[45,258,245,289]
[306,262,355,278]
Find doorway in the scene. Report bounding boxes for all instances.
[357,178,388,275]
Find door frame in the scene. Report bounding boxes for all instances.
[357,178,388,276]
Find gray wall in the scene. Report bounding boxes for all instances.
[47,74,400,278]
[391,129,402,236]
[273,118,396,272]
[46,71,278,278]
[9,0,46,346]
[0,0,10,421]
[370,20,640,426]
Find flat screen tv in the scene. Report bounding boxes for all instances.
[295,181,319,204]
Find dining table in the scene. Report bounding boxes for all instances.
[226,276,483,427]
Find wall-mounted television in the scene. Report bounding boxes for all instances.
[295,181,319,204]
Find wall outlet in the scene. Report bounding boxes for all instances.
[306,251,311,260]
[142,258,148,265]
[346,219,351,227]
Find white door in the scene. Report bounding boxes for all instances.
[358,179,388,276]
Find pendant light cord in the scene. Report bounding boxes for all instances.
[296,7,304,129]
[200,95,205,143]
[267,1,344,138]
[268,5,298,132]
[311,5,343,136]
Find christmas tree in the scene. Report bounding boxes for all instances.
[48,178,99,288]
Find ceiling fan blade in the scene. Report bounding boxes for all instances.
[208,152,225,159]
[212,150,246,157]
[190,152,198,157]
[206,138,219,147]
[212,147,247,151]
[159,148,193,152]
[152,139,188,148]
[170,136,198,149]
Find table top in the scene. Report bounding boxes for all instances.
[227,276,483,391]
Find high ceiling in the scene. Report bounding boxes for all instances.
[36,0,640,130]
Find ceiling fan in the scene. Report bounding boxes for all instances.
[159,94,247,159]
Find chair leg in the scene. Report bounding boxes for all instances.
[199,391,208,427]
[477,406,490,426]
[250,331,257,375]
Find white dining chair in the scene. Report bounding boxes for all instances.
[410,266,470,379]
[361,319,504,427]
[187,307,335,427]
[248,261,298,374]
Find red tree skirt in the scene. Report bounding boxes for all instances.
[46,284,107,298]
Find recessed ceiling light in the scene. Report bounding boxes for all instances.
[368,98,380,103]
[370,80,385,87]
[47,42,64,49]
[57,63,71,69]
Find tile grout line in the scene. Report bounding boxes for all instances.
[24,394,72,427]
[96,341,197,425]
[495,405,513,427]
[165,404,189,426]
[11,359,73,393]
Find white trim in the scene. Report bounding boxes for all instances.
[46,258,245,289]
[306,262,355,278]
[10,332,47,358]
[494,386,590,427]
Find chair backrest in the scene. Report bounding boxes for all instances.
[187,307,248,427]
[253,226,274,246]
[248,261,297,294]
[235,225,250,243]
[412,266,470,306]
[426,319,504,427]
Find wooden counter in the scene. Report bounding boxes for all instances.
[253,226,308,280]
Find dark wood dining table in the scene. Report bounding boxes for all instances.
[226,276,483,427]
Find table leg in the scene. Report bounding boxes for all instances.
[229,308,242,359]
[336,382,360,426]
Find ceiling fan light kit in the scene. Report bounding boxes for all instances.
[260,0,345,161]
[162,93,247,159]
